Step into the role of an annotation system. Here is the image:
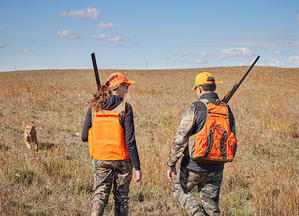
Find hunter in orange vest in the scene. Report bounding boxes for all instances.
[82,73,142,216]
[167,72,237,216]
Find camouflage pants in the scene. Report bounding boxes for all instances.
[172,166,223,216]
[90,158,133,216]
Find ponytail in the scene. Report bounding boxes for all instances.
[90,84,111,112]
[90,81,120,112]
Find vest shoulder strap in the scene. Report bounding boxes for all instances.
[199,98,209,104]
[91,101,126,127]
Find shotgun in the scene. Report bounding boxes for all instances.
[91,53,101,89]
[218,55,260,104]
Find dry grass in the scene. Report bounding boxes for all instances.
[0,66,298,215]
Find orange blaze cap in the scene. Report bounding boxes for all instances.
[192,72,223,90]
[106,73,135,89]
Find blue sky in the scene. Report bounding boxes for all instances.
[1,0,299,72]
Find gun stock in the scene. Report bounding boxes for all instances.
[91,53,101,89]
[221,55,260,104]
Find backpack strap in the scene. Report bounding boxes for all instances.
[199,98,209,105]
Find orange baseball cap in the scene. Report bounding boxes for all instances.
[192,72,223,90]
[105,73,135,89]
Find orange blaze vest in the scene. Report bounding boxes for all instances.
[88,101,130,161]
[187,99,237,164]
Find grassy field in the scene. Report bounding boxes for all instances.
[0,66,298,215]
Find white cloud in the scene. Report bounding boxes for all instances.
[0,43,4,48]
[269,58,284,66]
[284,40,299,47]
[175,53,185,57]
[161,56,171,60]
[18,48,33,52]
[56,30,80,39]
[185,54,196,58]
[92,33,127,42]
[55,6,100,19]
[132,41,139,45]
[272,50,284,55]
[175,52,207,58]
[209,47,255,58]
[201,52,208,57]
[176,49,254,60]
[97,22,115,29]
[190,57,207,64]
[289,55,299,66]
[297,14,299,22]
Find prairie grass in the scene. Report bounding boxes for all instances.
[0,67,298,215]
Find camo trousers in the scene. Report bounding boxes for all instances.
[90,158,133,216]
[172,166,223,216]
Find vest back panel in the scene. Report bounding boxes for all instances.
[188,100,237,164]
[88,101,130,160]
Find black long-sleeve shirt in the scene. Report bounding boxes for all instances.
[81,94,141,170]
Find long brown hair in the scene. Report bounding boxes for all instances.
[90,84,121,112]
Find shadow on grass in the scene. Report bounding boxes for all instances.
[38,142,56,151]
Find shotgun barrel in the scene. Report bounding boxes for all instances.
[221,55,260,104]
[91,53,101,89]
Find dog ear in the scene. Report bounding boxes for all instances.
[22,122,28,126]
[31,122,35,126]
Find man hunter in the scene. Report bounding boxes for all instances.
[167,72,237,216]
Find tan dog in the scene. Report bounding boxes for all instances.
[22,122,38,153]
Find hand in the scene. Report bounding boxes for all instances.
[135,170,142,182]
[167,168,177,182]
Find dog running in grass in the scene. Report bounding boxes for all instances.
[22,122,38,153]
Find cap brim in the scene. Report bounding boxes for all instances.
[126,80,135,86]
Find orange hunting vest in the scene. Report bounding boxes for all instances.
[187,99,237,164]
[88,101,130,161]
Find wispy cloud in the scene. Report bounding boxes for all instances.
[289,55,299,66]
[269,58,284,66]
[273,50,284,55]
[18,48,33,52]
[132,41,140,45]
[283,40,299,47]
[0,43,4,48]
[97,22,115,29]
[175,52,207,58]
[160,56,171,60]
[92,33,128,42]
[209,47,255,58]
[55,6,100,19]
[190,57,207,64]
[176,48,254,61]
[56,30,80,39]
[195,36,299,50]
